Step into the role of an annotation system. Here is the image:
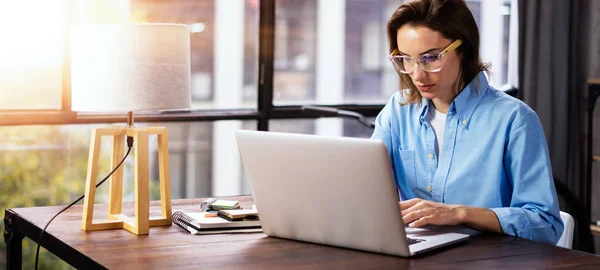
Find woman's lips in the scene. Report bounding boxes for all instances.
[417,84,435,92]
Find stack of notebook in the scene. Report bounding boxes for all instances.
[172,208,261,235]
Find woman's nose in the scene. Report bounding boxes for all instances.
[411,64,427,81]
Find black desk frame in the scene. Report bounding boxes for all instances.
[4,209,105,270]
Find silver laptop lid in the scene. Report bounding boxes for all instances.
[236,130,411,256]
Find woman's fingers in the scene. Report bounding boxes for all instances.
[400,199,462,227]
[402,208,424,224]
[401,200,426,216]
[399,198,422,210]
[409,215,434,228]
[402,202,427,223]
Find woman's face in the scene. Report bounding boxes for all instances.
[395,25,461,102]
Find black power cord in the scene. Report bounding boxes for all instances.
[35,136,134,269]
[300,106,376,129]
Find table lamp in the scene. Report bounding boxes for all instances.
[70,23,191,235]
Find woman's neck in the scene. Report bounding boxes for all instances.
[431,98,450,113]
[431,80,463,113]
[431,88,459,113]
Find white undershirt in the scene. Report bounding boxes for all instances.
[426,104,447,156]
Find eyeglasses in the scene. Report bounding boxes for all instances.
[389,39,462,74]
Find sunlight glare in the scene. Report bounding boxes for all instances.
[0,0,65,68]
[0,0,64,109]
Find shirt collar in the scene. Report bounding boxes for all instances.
[418,71,489,127]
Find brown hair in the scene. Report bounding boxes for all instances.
[387,0,489,104]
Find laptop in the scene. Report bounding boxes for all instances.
[236,130,470,257]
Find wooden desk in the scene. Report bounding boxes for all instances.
[5,196,600,269]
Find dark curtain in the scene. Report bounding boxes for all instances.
[518,0,593,252]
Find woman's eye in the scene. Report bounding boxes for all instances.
[420,55,438,63]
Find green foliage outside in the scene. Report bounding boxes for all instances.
[0,125,163,269]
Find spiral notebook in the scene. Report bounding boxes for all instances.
[172,211,262,235]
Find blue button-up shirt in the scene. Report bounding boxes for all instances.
[371,72,563,244]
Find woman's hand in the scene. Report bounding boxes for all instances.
[399,198,503,233]
[400,198,466,228]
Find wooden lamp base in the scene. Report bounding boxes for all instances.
[81,126,172,235]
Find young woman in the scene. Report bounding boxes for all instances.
[371,0,563,244]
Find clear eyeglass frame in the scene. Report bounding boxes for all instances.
[388,39,463,74]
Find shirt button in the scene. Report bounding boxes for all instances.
[428,154,434,159]
[462,120,468,125]
[427,185,433,192]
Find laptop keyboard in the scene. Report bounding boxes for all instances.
[407,237,426,245]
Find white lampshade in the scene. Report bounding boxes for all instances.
[71,23,191,112]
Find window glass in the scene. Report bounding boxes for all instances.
[466,0,513,87]
[273,0,514,106]
[0,0,64,109]
[0,120,256,206]
[0,0,260,111]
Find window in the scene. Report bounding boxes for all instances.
[273,0,398,106]
[0,0,64,109]
[466,0,515,88]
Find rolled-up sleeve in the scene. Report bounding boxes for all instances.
[490,110,563,245]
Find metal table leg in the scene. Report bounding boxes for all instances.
[4,211,25,270]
